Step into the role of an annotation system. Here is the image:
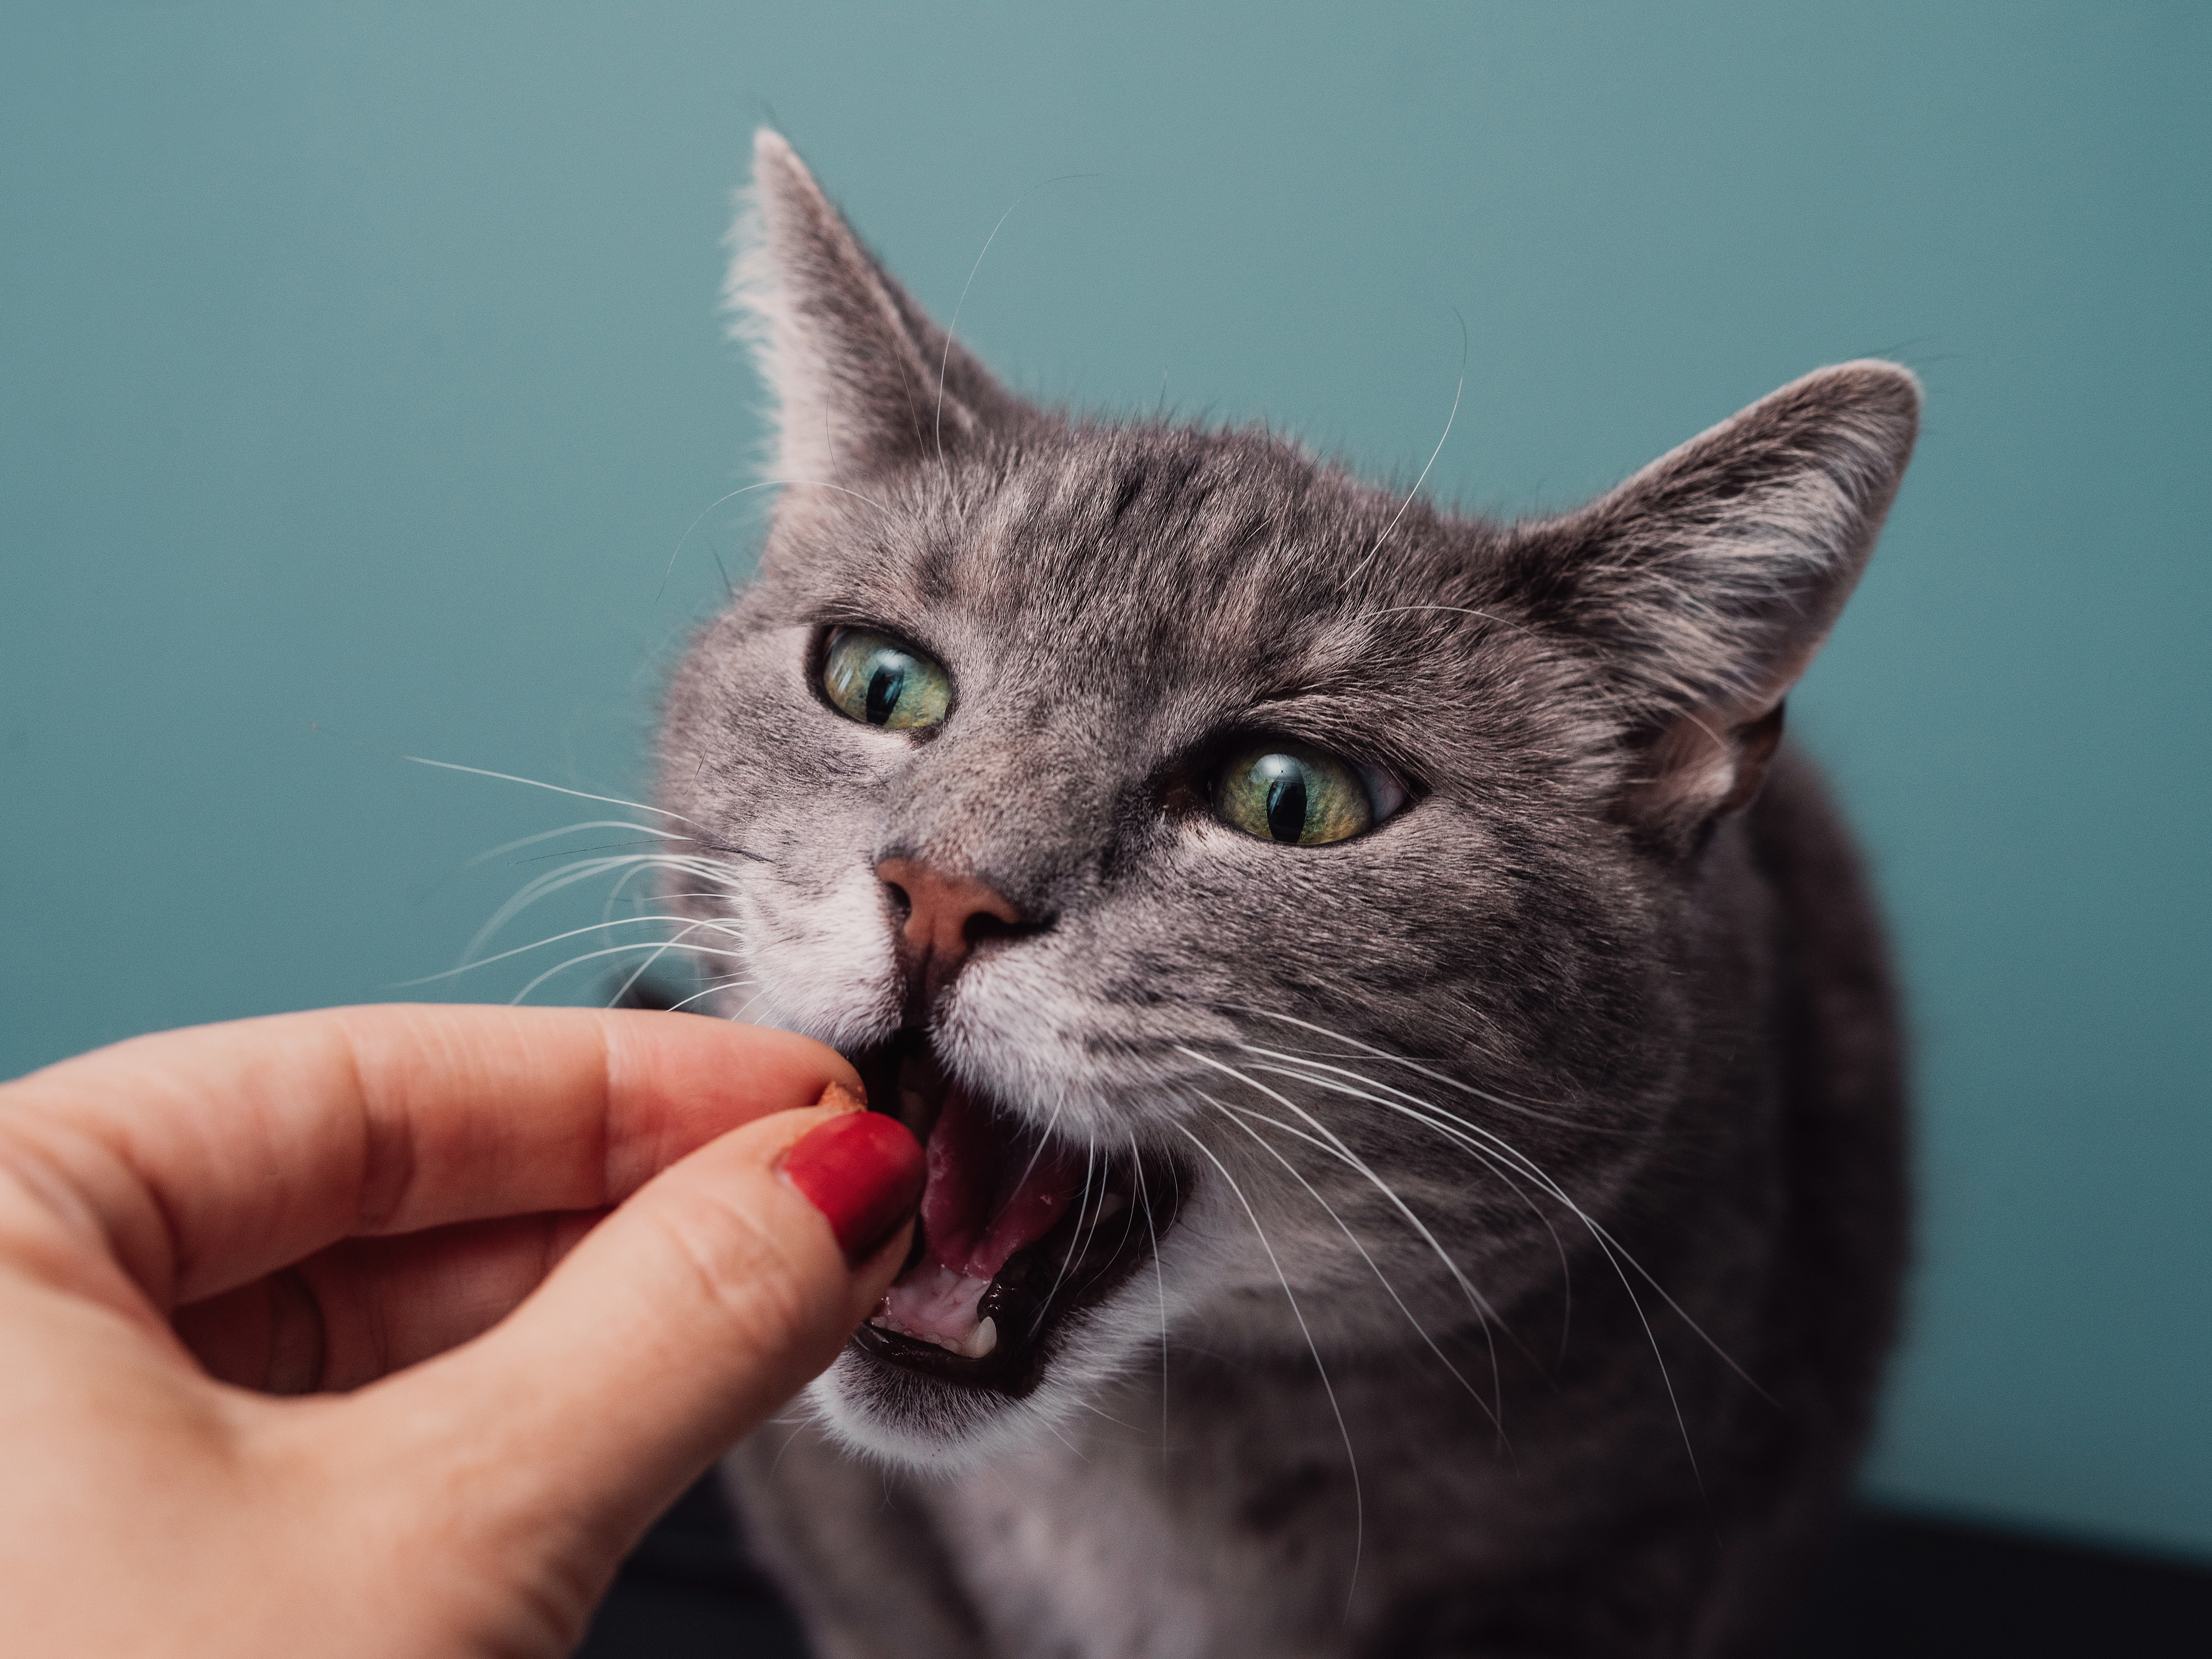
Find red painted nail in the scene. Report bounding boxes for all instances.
[781,1110,925,1265]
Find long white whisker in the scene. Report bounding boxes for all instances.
[766,1421,808,1480]
[1222,1005,1588,1128]
[723,984,774,1026]
[1131,1131,1170,1467]
[605,917,737,1009]
[1029,1133,1098,1342]
[394,914,742,988]
[460,820,684,870]
[1039,1416,1092,1464]
[603,851,745,920]
[468,858,658,963]
[404,755,743,846]
[603,855,664,933]
[1243,1045,1756,1402]
[1176,1048,1506,1337]
[999,1093,1071,1233]
[507,934,748,1006]
[507,838,671,864]
[1172,1121,1363,1611]
[400,911,743,987]
[658,478,891,599]
[1108,1148,1143,1264]
[1073,1397,1140,1433]
[931,173,1099,478]
[650,974,755,1016]
[934,202,1021,477]
[1350,311,1465,582]
[1180,1046,1506,1425]
[1238,1048,1575,1353]
[1202,1094,1502,1438]
[466,852,746,963]
[1228,1056,1728,1485]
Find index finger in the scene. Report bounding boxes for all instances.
[0,1005,857,1309]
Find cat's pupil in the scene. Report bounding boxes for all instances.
[864,661,905,725]
[820,629,951,732]
[1211,742,1376,847]
[1264,768,1308,842]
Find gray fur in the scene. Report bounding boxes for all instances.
[660,131,1914,1657]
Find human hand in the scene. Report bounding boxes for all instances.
[0,1004,923,1657]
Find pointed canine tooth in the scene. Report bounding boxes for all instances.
[959,1317,999,1360]
[1092,1193,1127,1220]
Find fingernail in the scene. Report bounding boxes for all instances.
[781,1111,925,1266]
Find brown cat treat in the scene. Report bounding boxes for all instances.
[815,1078,867,1116]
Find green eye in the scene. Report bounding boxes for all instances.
[821,627,952,732]
[1212,742,1377,846]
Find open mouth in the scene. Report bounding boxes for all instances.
[844,1030,1180,1397]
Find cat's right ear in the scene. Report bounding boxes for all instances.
[727,130,1021,483]
[1504,361,1920,843]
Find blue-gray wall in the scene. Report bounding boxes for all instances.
[5,2,2206,1561]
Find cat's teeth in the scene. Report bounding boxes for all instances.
[959,1317,999,1360]
[1092,1193,1127,1220]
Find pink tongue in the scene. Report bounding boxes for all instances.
[920,1083,1085,1282]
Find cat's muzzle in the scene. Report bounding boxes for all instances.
[843,1029,1180,1397]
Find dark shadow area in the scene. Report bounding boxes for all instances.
[579,1475,2212,1658]
[1786,1506,2212,1657]
[575,1477,805,1659]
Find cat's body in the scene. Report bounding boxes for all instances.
[658,133,1912,1657]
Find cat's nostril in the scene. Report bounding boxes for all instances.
[962,909,1028,950]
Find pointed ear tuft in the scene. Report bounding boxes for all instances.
[1521,361,1920,838]
[724,130,1022,484]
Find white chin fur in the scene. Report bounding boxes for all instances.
[802,1352,1079,1473]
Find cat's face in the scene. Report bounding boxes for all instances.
[655,133,1916,1467]
[661,426,1656,1462]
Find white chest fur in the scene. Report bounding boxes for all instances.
[925,1420,1344,1659]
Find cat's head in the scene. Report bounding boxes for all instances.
[657,132,1917,1468]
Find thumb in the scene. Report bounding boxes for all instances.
[324,1092,921,1609]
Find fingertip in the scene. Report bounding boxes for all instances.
[780,1112,925,1266]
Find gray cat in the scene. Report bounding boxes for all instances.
[655,131,1914,1658]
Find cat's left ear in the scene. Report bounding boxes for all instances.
[725,129,1027,483]
[1512,361,1919,840]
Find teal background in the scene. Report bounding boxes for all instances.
[4,2,2207,1560]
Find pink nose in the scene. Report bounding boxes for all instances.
[875,857,1026,1008]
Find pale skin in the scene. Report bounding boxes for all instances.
[0,1004,913,1657]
